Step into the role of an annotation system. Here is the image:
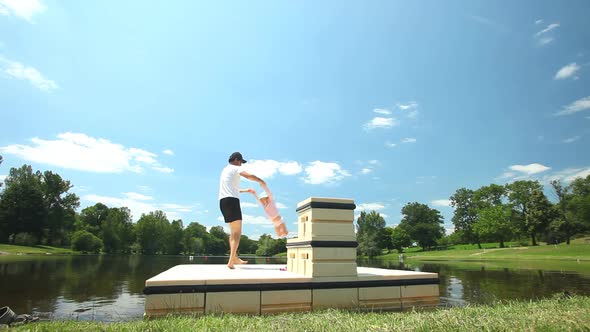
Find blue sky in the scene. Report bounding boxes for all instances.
[1,0,589,239]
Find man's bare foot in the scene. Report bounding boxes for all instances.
[227,262,235,269]
[235,258,248,264]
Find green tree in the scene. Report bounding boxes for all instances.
[390,227,412,253]
[450,188,481,248]
[135,210,169,254]
[239,235,258,254]
[101,207,134,253]
[71,230,103,253]
[356,211,386,257]
[41,171,79,246]
[506,180,543,245]
[550,180,579,244]
[255,234,286,256]
[473,205,514,248]
[209,226,229,253]
[165,219,184,255]
[0,165,46,243]
[526,188,554,245]
[399,202,444,250]
[183,222,208,254]
[569,175,590,233]
[79,203,110,236]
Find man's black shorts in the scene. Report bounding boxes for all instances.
[220,197,242,223]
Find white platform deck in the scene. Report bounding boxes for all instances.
[145,264,438,287]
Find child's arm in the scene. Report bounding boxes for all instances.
[260,183,273,200]
[240,188,258,198]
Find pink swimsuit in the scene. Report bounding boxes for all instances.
[261,197,283,226]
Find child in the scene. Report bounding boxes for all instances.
[248,184,288,237]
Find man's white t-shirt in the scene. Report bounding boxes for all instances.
[218,164,241,200]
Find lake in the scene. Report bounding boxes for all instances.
[1,255,589,322]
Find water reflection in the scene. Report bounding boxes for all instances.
[1,255,589,322]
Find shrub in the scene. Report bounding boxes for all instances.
[71,230,103,253]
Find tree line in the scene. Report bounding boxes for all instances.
[1,161,589,258]
[0,162,285,256]
[357,178,590,257]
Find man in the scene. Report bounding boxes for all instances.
[219,152,265,269]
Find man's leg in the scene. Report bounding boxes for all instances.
[227,219,243,269]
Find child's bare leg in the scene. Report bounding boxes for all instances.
[272,216,288,237]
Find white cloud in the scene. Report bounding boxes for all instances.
[535,19,543,25]
[562,136,581,144]
[535,23,559,37]
[554,63,580,80]
[401,138,417,143]
[397,102,418,110]
[555,96,590,116]
[356,202,386,211]
[83,194,191,221]
[385,141,397,148]
[364,117,398,130]
[137,185,152,192]
[0,56,57,91]
[0,0,45,22]
[509,163,551,175]
[534,23,559,46]
[123,192,153,201]
[242,214,273,226]
[373,108,391,115]
[431,199,452,207]
[163,149,174,156]
[242,160,302,179]
[0,174,6,183]
[361,168,372,175]
[538,37,554,45]
[276,202,287,209]
[541,167,590,184]
[303,161,350,185]
[152,166,174,173]
[396,102,419,118]
[368,160,379,165]
[0,132,174,174]
[241,202,259,208]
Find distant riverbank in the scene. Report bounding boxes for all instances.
[379,238,590,262]
[7,295,590,332]
[0,244,78,256]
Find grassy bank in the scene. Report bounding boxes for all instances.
[0,243,78,255]
[378,238,590,262]
[10,296,590,332]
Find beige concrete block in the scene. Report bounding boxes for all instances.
[145,293,204,316]
[313,288,358,310]
[287,248,298,273]
[358,286,402,311]
[401,285,439,310]
[297,197,355,209]
[261,289,312,314]
[309,222,355,239]
[205,291,260,314]
[401,284,439,299]
[306,262,358,277]
[299,209,354,222]
[310,247,357,261]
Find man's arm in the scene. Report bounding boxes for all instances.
[260,182,272,199]
[239,171,266,185]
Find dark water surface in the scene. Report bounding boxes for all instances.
[0,255,589,322]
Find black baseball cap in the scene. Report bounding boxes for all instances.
[228,152,247,163]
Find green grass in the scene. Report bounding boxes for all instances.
[0,243,78,255]
[377,238,590,262]
[9,296,590,332]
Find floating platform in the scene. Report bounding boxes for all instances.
[143,197,440,316]
[143,264,439,316]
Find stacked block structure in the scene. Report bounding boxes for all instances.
[143,197,439,317]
